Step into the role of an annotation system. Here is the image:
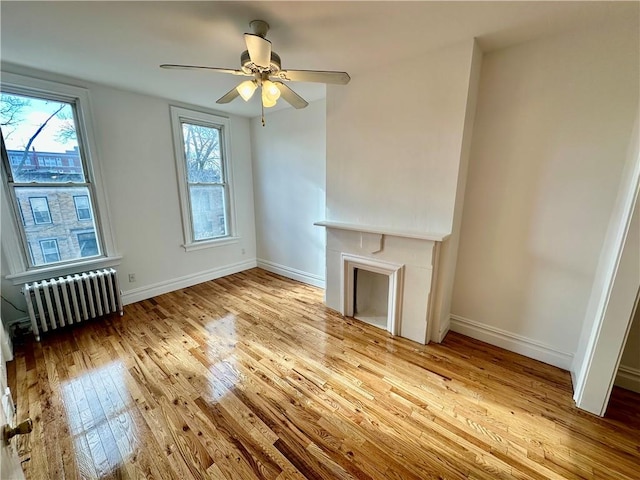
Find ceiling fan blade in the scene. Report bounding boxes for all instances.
[160,64,248,76]
[244,34,272,69]
[274,82,308,109]
[216,85,241,104]
[274,69,351,85]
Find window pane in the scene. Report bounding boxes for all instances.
[182,122,222,183]
[15,186,101,265]
[77,231,98,257]
[189,185,227,241]
[0,92,85,183]
[39,239,60,263]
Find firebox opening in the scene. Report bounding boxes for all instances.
[354,268,389,330]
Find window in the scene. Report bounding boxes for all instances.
[74,195,91,220]
[77,231,98,257]
[170,106,235,250]
[39,239,60,263]
[1,84,105,268]
[29,197,51,224]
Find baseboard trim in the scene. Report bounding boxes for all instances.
[121,259,257,305]
[449,314,574,370]
[437,319,451,343]
[257,259,325,288]
[615,365,640,394]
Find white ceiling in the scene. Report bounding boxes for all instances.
[1,1,636,118]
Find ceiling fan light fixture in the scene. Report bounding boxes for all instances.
[236,80,257,101]
[262,80,281,102]
[261,89,277,108]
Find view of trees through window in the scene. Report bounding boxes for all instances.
[1,91,102,266]
[181,121,228,241]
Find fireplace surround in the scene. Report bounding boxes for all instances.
[316,221,448,344]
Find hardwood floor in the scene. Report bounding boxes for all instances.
[7,268,640,479]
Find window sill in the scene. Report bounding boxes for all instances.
[6,255,123,286]
[182,236,239,252]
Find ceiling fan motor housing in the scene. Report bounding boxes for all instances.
[249,20,270,38]
[241,50,281,74]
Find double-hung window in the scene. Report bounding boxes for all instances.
[0,73,114,276]
[29,197,52,224]
[170,106,236,251]
[39,239,60,263]
[74,195,92,220]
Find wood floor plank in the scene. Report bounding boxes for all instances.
[7,268,640,479]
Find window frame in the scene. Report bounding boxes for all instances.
[170,105,238,251]
[1,72,121,285]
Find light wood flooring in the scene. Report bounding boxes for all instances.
[7,268,640,479]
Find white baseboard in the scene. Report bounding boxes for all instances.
[449,314,574,370]
[121,259,257,305]
[437,319,451,343]
[257,259,325,288]
[615,365,640,394]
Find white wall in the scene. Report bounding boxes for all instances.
[325,40,478,340]
[431,40,483,342]
[451,17,639,369]
[326,40,477,235]
[250,100,326,287]
[0,65,257,323]
[617,303,640,393]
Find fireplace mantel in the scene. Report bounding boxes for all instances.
[314,221,449,242]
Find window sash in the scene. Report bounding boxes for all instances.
[9,183,103,267]
[187,184,228,241]
[0,91,90,184]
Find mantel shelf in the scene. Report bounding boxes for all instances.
[314,221,449,242]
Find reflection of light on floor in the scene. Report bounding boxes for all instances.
[61,361,136,477]
[204,313,237,402]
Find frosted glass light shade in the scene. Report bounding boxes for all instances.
[262,80,281,102]
[262,95,276,108]
[237,80,257,101]
[261,87,277,108]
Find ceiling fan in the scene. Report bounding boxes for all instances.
[161,20,350,125]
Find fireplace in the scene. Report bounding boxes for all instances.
[316,221,447,344]
[354,269,389,329]
[342,254,404,334]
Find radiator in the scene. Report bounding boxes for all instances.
[22,268,123,341]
